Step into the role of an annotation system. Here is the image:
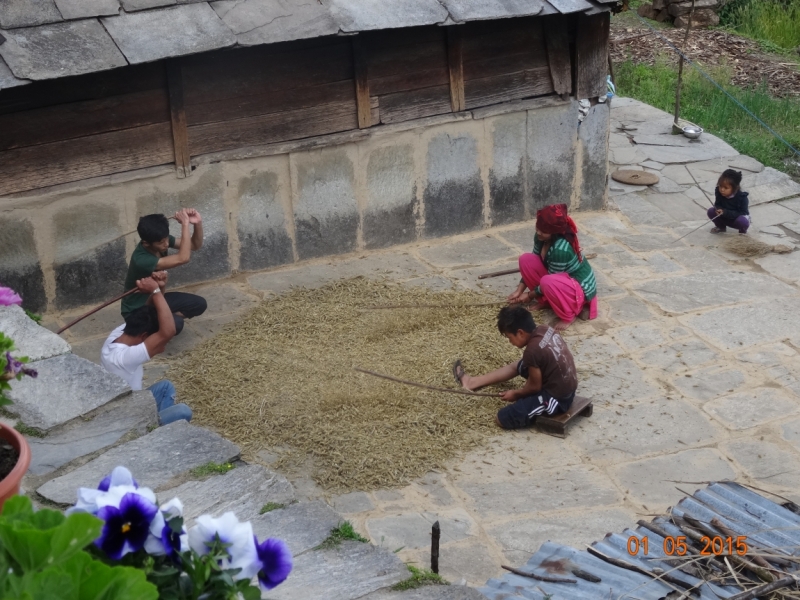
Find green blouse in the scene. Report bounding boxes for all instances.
[531,234,597,300]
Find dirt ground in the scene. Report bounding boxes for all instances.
[610,11,800,97]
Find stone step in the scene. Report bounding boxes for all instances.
[264,540,407,600]
[9,353,130,431]
[361,586,486,600]
[26,390,157,478]
[158,464,296,524]
[0,305,70,362]
[36,420,240,504]
[251,501,341,556]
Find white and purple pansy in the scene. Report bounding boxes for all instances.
[254,537,292,590]
[145,498,187,558]
[67,466,150,516]
[98,466,139,492]
[96,492,159,560]
[187,512,261,581]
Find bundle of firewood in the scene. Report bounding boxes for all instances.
[637,0,720,28]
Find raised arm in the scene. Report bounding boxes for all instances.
[137,277,177,357]
[155,209,191,270]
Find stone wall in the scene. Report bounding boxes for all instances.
[0,98,610,313]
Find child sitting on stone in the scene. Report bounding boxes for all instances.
[708,169,750,234]
[121,209,207,335]
[453,305,577,430]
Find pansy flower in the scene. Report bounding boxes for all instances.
[0,287,22,307]
[188,512,260,580]
[96,492,159,560]
[145,498,186,558]
[254,537,292,590]
[3,352,37,379]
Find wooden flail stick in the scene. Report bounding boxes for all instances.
[672,212,722,244]
[501,565,576,584]
[363,301,507,310]
[56,288,137,335]
[354,368,501,397]
[478,268,520,280]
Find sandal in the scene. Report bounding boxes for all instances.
[452,360,465,385]
[710,227,724,234]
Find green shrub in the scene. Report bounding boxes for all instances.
[720,0,800,49]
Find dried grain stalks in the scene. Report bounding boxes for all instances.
[168,278,542,492]
[722,235,793,256]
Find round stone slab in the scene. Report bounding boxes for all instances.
[611,169,660,186]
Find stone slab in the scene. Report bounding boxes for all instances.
[663,247,731,272]
[366,510,473,550]
[578,357,663,404]
[418,237,516,269]
[267,541,408,600]
[632,272,795,314]
[0,0,62,28]
[527,101,578,211]
[651,175,687,194]
[571,335,625,365]
[569,398,718,465]
[722,439,800,492]
[119,0,174,10]
[27,390,157,476]
[574,213,630,234]
[639,138,739,164]
[610,448,736,511]
[637,338,717,374]
[781,416,800,453]
[329,0,447,32]
[0,305,70,361]
[496,226,535,250]
[737,343,796,367]
[37,420,240,504]
[54,0,120,18]
[101,3,236,64]
[251,501,341,556]
[362,586,486,600]
[682,299,800,351]
[749,202,800,227]
[460,465,620,519]
[641,161,664,171]
[643,191,705,222]
[440,0,544,20]
[616,232,678,252]
[211,0,338,45]
[0,19,127,81]
[704,388,799,430]
[488,507,634,558]
[671,366,746,403]
[8,353,129,431]
[247,253,430,294]
[606,295,654,324]
[755,252,800,285]
[448,262,516,296]
[364,144,417,248]
[660,164,695,185]
[158,465,295,524]
[612,193,677,227]
[331,491,374,514]
[0,55,30,90]
[578,103,610,211]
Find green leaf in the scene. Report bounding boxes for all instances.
[62,552,158,600]
[0,495,36,520]
[49,513,103,566]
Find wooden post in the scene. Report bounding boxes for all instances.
[446,27,465,113]
[545,14,572,97]
[166,60,191,178]
[575,13,611,100]
[352,37,371,129]
[431,521,440,574]
[673,0,696,127]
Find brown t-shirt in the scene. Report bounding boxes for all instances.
[521,325,578,399]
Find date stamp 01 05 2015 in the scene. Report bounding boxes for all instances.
[627,535,749,557]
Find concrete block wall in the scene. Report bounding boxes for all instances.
[0,100,609,314]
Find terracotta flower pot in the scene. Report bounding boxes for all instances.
[0,424,31,512]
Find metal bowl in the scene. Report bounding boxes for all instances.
[682,125,704,139]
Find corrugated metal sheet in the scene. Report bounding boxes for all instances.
[479,481,800,599]
[0,0,619,85]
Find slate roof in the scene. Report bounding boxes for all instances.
[480,481,800,599]
[0,0,616,89]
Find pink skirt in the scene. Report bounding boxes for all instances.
[519,253,598,323]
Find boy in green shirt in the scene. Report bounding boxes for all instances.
[121,209,206,334]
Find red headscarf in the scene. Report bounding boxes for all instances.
[536,203,583,261]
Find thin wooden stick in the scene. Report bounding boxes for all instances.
[726,576,796,600]
[56,289,137,335]
[673,0,696,126]
[672,213,722,243]
[354,368,501,398]
[363,301,507,310]
[478,268,520,280]
[501,565,576,584]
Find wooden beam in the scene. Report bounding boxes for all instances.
[352,37,372,129]
[575,13,610,100]
[544,14,572,96]
[166,60,191,178]
[446,27,465,113]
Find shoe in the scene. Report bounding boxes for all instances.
[710,227,725,234]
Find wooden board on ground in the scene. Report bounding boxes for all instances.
[537,395,593,438]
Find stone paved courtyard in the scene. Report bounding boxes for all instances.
[33,97,800,590]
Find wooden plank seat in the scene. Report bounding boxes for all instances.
[536,395,593,438]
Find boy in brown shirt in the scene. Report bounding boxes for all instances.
[454,305,577,429]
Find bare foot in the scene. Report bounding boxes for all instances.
[551,318,573,332]
[578,306,590,321]
[525,301,547,312]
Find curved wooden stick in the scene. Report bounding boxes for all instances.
[363,301,506,310]
[354,367,501,397]
[56,288,137,335]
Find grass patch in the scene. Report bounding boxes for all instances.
[259,502,287,514]
[391,566,449,591]
[720,0,800,50]
[615,57,800,176]
[23,309,42,324]
[189,461,235,478]
[13,422,46,438]
[315,522,369,550]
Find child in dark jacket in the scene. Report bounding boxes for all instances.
[707,169,750,234]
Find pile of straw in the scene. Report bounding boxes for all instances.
[723,235,793,257]
[169,278,536,492]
